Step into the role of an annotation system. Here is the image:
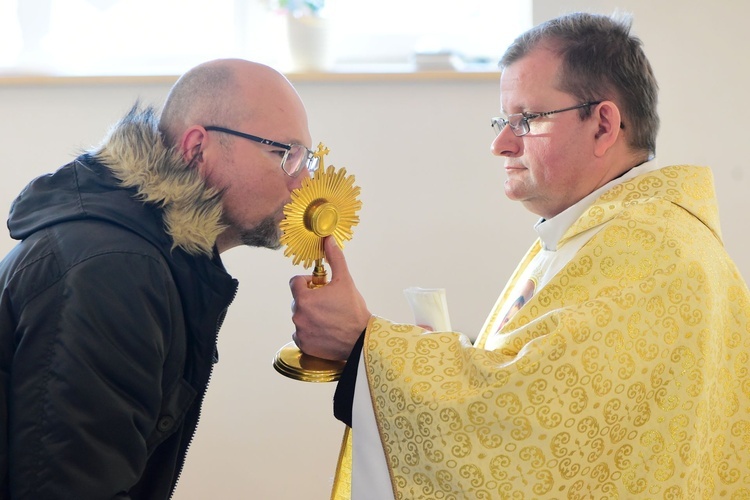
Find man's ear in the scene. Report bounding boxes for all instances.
[592,101,622,157]
[181,126,208,166]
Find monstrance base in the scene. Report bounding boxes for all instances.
[273,341,345,382]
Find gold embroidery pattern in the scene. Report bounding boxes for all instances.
[363,166,750,499]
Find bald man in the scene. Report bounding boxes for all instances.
[0,59,316,499]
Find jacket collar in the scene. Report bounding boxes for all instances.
[90,105,225,257]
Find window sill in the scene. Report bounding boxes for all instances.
[288,64,500,83]
[0,64,500,87]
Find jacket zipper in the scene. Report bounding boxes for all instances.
[169,281,238,498]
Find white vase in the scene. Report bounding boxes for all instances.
[286,14,334,71]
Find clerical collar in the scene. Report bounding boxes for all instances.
[534,159,661,251]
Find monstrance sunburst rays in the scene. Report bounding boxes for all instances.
[280,145,361,271]
[273,143,362,382]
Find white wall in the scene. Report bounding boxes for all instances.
[0,1,748,498]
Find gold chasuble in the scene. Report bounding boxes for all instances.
[343,165,750,499]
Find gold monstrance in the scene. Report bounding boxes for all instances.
[273,144,362,382]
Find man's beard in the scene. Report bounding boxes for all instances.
[238,214,282,250]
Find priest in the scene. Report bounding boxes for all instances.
[289,12,750,499]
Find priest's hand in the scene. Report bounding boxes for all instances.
[289,236,371,361]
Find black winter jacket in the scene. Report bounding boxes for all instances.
[0,107,238,499]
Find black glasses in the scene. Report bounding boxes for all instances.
[491,101,602,137]
[204,125,319,177]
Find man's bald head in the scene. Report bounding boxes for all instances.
[158,59,297,149]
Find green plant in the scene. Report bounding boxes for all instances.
[277,0,324,15]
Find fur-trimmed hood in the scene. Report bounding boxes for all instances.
[8,105,226,256]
